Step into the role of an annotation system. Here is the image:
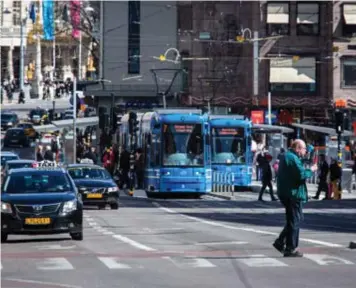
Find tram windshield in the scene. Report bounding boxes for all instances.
[162,123,204,166]
[211,127,246,164]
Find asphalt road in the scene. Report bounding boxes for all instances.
[2,192,356,288]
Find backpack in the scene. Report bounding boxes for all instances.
[51,139,58,153]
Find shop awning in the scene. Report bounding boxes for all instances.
[269,57,316,84]
[344,4,356,24]
[267,3,289,24]
[297,3,319,24]
[252,124,294,134]
[292,123,353,137]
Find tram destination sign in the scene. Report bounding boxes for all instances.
[214,128,244,136]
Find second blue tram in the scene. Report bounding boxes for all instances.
[120,109,212,197]
[208,115,253,189]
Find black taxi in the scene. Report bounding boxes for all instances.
[67,159,120,210]
[1,161,83,242]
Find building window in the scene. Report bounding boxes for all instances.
[128,1,140,74]
[296,3,319,36]
[341,58,356,87]
[12,1,21,26]
[266,2,290,36]
[343,4,356,37]
[269,57,316,94]
[178,4,192,31]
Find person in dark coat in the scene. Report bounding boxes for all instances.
[43,146,55,161]
[258,153,277,201]
[329,159,342,199]
[83,147,98,164]
[135,148,145,189]
[313,154,330,200]
[118,146,130,189]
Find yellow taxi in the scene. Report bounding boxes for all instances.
[17,122,37,139]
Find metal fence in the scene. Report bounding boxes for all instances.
[212,171,234,196]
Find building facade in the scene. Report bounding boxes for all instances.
[93,0,180,108]
[0,0,93,84]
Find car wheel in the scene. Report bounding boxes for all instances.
[70,231,83,241]
[110,202,119,210]
[1,233,8,243]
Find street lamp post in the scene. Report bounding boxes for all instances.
[19,0,25,91]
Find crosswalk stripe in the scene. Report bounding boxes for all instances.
[304,254,354,266]
[238,254,288,267]
[163,256,216,268]
[98,257,131,269]
[36,257,74,270]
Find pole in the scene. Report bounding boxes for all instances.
[78,30,82,80]
[19,0,24,91]
[268,91,272,125]
[99,0,104,79]
[253,31,259,97]
[52,35,55,81]
[73,77,77,163]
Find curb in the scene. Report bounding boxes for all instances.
[207,193,233,200]
[349,241,356,249]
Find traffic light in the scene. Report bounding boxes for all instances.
[128,111,139,135]
[335,110,344,134]
[99,107,109,130]
[111,110,118,132]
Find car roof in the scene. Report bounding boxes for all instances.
[6,159,36,164]
[8,167,67,174]
[0,151,19,156]
[1,110,16,115]
[6,128,23,131]
[67,164,104,169]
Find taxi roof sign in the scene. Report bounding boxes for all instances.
[37,160,61,169]
[80,158,94,164]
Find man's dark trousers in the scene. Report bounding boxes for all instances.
[277,198,304,252]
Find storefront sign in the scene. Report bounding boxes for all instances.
[264,110,277,124]
[251,110,264,124]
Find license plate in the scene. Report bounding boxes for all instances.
[87,193,103,199]
[11,140,18,143]
[25,218,51,225]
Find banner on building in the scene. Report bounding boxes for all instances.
[42,0,54,40]
[70,0,81,39]
[251,110,264,124]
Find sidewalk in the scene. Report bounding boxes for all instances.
[1,97,70,111]
[209,181,356,200]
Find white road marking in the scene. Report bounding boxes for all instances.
[103,231,115,235]
[113,234,156,251]
[35,245,76,250]
[87,222,98,226]
[4,278,82,288]
[98,257,131,269]
[195,241,248,246]
[163,256,216,268]
[36,258,74,270]
[152,202,343,248]
[304,254,354,266]
[238,254,288,267]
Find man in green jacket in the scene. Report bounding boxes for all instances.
[274,139,317,257]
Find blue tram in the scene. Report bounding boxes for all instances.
[119,109,212,197]
[208,115,253,189]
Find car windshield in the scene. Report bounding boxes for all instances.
[1,155,19,168]
[1,114,14,121]
[6,129,24,137]
[30,110,44,117]
[211,127,246,164]
[7,162,34,169]
[162,123,204,167]
[68,167,112,179]
[3,172,73,194]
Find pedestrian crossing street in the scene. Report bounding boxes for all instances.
[1,253,355,271]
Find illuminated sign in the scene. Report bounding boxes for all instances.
[214,128,244,136]
[173,125,194,133]
[251,110,264,124]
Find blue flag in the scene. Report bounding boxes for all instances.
[42,0,54,40]
[29,2,36,24]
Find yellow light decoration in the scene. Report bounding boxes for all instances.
[292,55,300,63]
[236,35,245,43]
[159,55,166,61]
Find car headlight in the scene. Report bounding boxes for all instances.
[107,186,119,192]
[1,202,13,214]
[7,122,13,125]
[61,200,77,214]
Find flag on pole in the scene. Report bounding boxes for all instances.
[70,0,81,39]
[42,0,54,40]
[29,2,36,24]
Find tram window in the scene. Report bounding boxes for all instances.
[162,124,204,166]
